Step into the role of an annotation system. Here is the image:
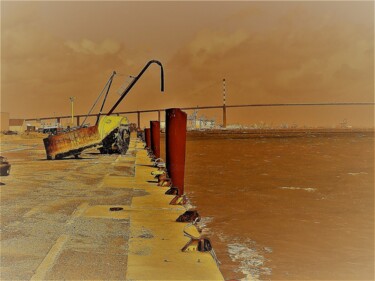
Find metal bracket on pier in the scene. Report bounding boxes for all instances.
[151,163,172,187]
[176,210,200,222]
[151,170,165,176]
[180,218,221,266]
[182,237,214,253]
[153,172,172,187]
[158,174,172,186]
[153,158,166,168]
[165,186,178,195]
[169,194,187,205]
[147,148,155,160]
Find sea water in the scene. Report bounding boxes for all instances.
[176,132,374,280]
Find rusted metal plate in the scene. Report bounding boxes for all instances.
[150,121,160,159]
[43,126,101,159]
[165,108,187,195]
[144,128,151,148]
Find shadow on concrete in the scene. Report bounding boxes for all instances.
[36,157,97,161]
[137,164,154,168]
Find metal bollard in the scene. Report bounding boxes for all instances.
[144,128,151,148]
[150,121,161,159]
[166,108,187,196]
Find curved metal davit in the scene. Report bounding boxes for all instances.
[107,60,164,116]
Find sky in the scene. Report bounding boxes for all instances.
[1,1,374,127]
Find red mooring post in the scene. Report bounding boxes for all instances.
[144,128,151,148]
[166,108,187,196]
[150,121,160,159]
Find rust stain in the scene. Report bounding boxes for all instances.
[43,126,101,159]
[144,128,151,148]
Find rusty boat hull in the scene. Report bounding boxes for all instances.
[43,126,101,160]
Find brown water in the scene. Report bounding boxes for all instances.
[169,132,373,280]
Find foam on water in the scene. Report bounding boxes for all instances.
[348,172,368,176]
[227,242,272,281]
[216,233,272,281]
[278,186,316,192]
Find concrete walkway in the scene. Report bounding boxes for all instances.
[1,134,223,280]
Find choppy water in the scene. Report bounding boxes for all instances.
[175,132,374,280]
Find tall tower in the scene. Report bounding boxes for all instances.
[223,78,226,106]
[222,79,227,128]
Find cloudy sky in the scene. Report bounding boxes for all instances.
[1,1,373,127]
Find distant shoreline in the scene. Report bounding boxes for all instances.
[1,127,374,139]
[181,128,374,138]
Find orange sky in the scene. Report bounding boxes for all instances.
[1,1,374,127]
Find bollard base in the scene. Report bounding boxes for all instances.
[181,238,213,252]
[170,195,187,205]
[165,187,178,195]
[176,210,200,222]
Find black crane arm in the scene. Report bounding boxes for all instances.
[107,60,164,116]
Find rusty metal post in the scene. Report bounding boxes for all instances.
[222,105,227,128]
[137,111,141,129]
[57,117,61,124]
[77,116,80,127]
[144,128,151,148]
[150,121,161,159]
[166,108,187,195]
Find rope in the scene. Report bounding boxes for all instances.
[81,72,116,127]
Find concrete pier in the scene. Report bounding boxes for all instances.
[0,133,223,280]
